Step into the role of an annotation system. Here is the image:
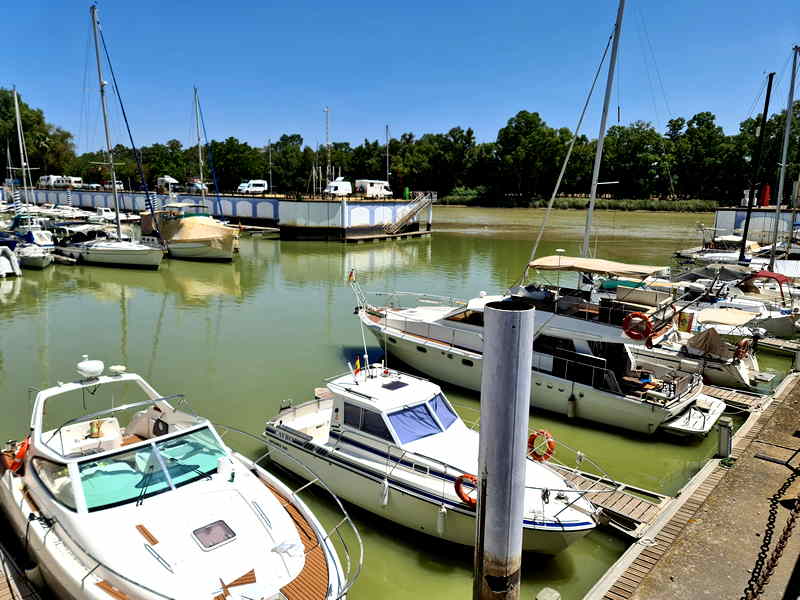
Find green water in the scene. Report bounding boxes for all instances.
[0,207,790,599]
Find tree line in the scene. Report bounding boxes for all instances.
[1,88,798,206]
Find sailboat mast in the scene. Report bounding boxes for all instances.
[12,87,32,207]
[739,71,775,264]
[194,86,206,205]
[768,46,799,271]
[581,0,625,258]
[90,4,122,241]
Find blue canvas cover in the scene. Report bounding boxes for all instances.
[388,404,441,444]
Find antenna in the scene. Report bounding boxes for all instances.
[385,124,390,184]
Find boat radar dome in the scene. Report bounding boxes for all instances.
[77,355,104,379]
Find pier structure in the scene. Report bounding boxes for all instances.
[1,542,40,600]
[12,188,434,242]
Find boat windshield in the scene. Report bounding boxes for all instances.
[388,395,458,444]
[78,427,225,512]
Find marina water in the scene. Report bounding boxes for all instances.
[0,207,791,599]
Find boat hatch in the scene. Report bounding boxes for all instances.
[192,519,236,551]
[382,380,407,391]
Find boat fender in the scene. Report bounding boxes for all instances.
[9,436,30,473]
[527,430,556,462]
[380,478,389,507]
[735,338,751,360]
[567,394,576,419]
[24,565,43,589]
[436,504,447,536]
[454,473,478,508]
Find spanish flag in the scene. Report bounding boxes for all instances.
[347,269,356,282]
[354,356,361,375]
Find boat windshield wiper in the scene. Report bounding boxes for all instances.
[136,467,155,506]
[163,455,212,482]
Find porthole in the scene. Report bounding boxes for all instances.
[417,346,427,353]
[388,337,397,344]
[462,359,474,367]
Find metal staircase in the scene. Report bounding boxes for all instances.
[383,191,436,235]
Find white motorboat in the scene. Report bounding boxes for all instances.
[0,245,22,277]
[64,238,164,269]
[141,203,237,261]
[15,243,54,269]
[0,354,360,600]
[353,257,726,436]
[264,366,598,555]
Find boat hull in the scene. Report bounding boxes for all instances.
[60,243,163,269]
[363,315,707,435]
[262,431,592,555]
[167,240,233,261]
[630,345,756,390]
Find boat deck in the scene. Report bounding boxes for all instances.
[262,482,330,600]
[549,465,673,538]
[0,543,40,600]
[702,384,765,410]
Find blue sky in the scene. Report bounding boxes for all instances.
[3,1,798,153]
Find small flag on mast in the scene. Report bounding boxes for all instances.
[354,356,361,375]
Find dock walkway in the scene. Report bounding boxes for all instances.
[549,465,672,539]
[0,543,39,600]
[759,336,800,357]
[702,384,766,410]
[585,373,800,600]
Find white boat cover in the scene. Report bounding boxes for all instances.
[695,307,756,326]
[529,256,667,278]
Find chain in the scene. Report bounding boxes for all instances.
[741,469,800,599]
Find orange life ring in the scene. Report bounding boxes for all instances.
[735,338,751,360]
[527,430,556,462]
[622,311,654,341]
[9,437,30,473]
[454,473,478,508]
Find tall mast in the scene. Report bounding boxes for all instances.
[581,0,625,258]
[324,106,331,184]
[90,4,122,241]
[268,138,273,192]
[739,71,776,264]
[385,124,390,183]
[194,86,206,205]
[12,87,32,206]
[768,46,799,270]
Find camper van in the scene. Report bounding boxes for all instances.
[324,176,352,196]
[239,179,268,194]
[55,176,83,189]
[355,179,392,198]
[37,175,62,189]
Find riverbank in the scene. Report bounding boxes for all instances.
[439,196,717,212]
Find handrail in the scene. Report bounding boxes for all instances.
[212,424,363,600]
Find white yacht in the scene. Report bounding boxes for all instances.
[0,356,360,600]
[60,237,164,269]
[15,243,54,269]
[353,257,726,436]
[264,366,598,555]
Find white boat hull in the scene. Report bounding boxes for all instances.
[61,241,163,269]
[262,432,592,555]
[167,240,233,261]
[630,345,757,391]
[364,315,716,435]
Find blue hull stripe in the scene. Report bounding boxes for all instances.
[264,429,594,531]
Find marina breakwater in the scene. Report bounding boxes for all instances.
[9,188,434,241]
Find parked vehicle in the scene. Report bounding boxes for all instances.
[186,181,208,193]
[37,175,62,189]
[239,179,268,194]
[324,176,352,196]
[355,179,392,198]
[54,176,83,189]
[85,183,102,191]
[102,180,123,191]
[156,175,179,193]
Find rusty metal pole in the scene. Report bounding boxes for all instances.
[474,298,535,600]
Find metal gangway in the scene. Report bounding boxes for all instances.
[383,191,436,235]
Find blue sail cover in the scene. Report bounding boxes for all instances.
[430,394,457,429]
[389,404,441,444]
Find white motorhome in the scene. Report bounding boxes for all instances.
[324,176,352,196]
[55,176,83,189]
[355,179,392,198]
[38,175,63,189]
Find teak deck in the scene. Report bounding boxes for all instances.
[262,482,331,600]
[702,384,764,410]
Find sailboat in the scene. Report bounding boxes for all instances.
[140,88,238,261]
[7,89,54,269]
[64,6,163,270]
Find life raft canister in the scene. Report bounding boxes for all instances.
[527,429,556,462]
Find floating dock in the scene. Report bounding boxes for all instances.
[702,384,766,410]
[585,372,800,600]
[0,542,39,600]
[759,336,800,357]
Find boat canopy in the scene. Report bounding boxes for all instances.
[529,256,666,278]
[743,270,790,285]
[675,264,750,283]
[695,307,755,326]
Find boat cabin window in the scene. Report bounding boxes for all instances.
[445,310,484,327]
[32,458,77,510]
[429,393,457,430]
[78,426,224,512]
[342,402,393,442]
[388,404,441,444]
[533,335,575,355]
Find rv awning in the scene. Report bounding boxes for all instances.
[528,256,666,278]
[695,307,756,326]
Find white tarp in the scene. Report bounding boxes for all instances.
[695,307,756,326]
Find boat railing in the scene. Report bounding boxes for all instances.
[214,424,363,600]
[367,290,466,309]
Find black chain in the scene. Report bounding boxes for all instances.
[741,469,800,600]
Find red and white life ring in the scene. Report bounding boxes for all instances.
[527,430,556,462]
[622,312,654,341]
[454,473,478,508]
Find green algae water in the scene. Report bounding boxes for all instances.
[0,208,790,599]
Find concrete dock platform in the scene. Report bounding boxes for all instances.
[586,374,800,600]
